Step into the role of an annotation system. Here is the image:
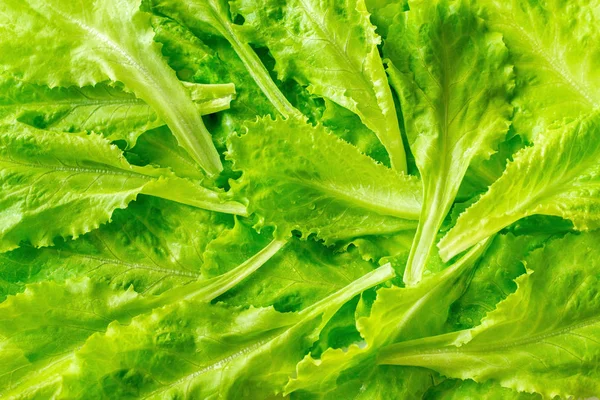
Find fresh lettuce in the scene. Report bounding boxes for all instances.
[382,232,600,398]
[0,0,598,399]
[0,0,223,174]
[385,0,513,285]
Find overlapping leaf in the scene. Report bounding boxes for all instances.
[199,218,380,311]
[228,117,421,243]
[382,232,600,398]
[0,196,234,301]
[0,0,597,397]
[0,0,223,173]
[384,0,513,285]
[231,0,407,170]
[145,0,301,119]
[0,238,285,398]
[0,75,234,148]
[0,124,244,252]
[440,111,600,260]
[57,265,394,399]
[286,238,490,395]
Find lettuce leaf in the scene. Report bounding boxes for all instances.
[0,239,285,397]
[385,0,513,285]
[424,379,540,400]
[0,196,233,300]
[382,232,600,398]
[286,237,491,395]
[440,111,600,260]
[0,75,234,148]
[57,264,395,399]
[231,0,407,171]
[0,0,223,174]
[228,117,421,243]
[144,0,302,119]
[1,0,598,397]
[0,125,245,252]
[479,0,600,139]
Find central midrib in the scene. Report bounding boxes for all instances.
[279,174,420,219]
[398,314,600,358]
[49,249,200,278]
[0,96,144,109]
[139,335,278,399]
[1,157,155,181]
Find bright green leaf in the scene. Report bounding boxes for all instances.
[0,238,286,398]
[0,124,244,252]
[365,0,408,38]
[479,0,600,139]
[0,196,234,301]
[57,264,395,399]
[286,238,490,395]
[228,117,421,243]
[439,111,600,260]
[145,0,301,119]
[384,0,513,285]
[0,0,222,174]
[382,232,600,399]
[0,75,234,148]
[424,379,540,400]
[231,0,407,171]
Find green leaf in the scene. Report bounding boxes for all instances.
[0,75,235,148]
[286,238,490,395]
[0,241,285,397]
[424,379,540,400]
[0,196,234,301]
[147,14,284,186]
[150,15,278,123]
[346,230,416,267]
[145,0,301,119]
[320,99,390,165]
[381,232,600,399]
[218,237,377,312]
[125,126,207,181]
[227,117,421,244]
[445,233,555,331]
[384,0,513,285]
[457,130,525,201]
[202,217,376,312]
[0,239,286,398]
[351,367,435,400]
[182,81,236,115]
[479,0,600,139]
[0,0,222,174]
[57,264,395,399]
[365,0,408,38]
[439,111,600,260]
[0,124,245,252]
[291,366,435,400]
[2,0,598,396]
[231,0,407,171]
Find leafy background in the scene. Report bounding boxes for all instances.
[0,0,599,398]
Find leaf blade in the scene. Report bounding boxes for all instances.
[0,0,223,174]
[384,0,513,285]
